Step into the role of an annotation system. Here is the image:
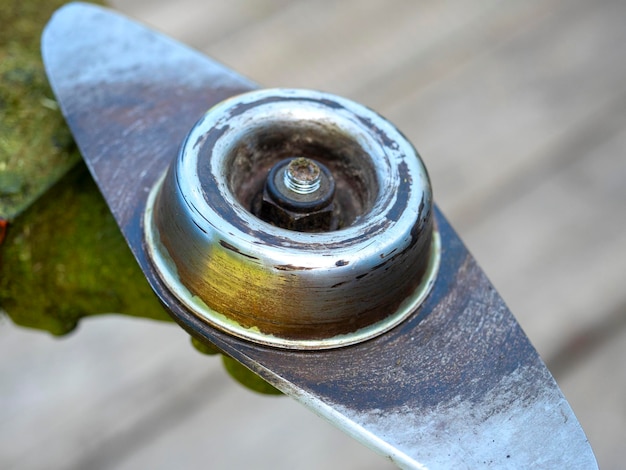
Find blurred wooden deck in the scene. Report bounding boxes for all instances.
[2,0,625,468]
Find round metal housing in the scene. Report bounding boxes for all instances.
[145,88,439,349]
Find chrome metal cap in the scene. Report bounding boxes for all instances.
[145,89,439,349]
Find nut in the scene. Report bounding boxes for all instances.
[255,157,338,232]
[259,187,338,232]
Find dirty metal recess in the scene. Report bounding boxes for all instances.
[145,88,440,349]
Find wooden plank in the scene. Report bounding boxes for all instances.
[0,318,393,469]
[463,124,626,359]
[385,0,626,226]
[196,0,509,93]
[113,373,395,470]
[110,0,294,50]
[362,0,626,362]
[0,317,217,469]
[558,322,626,470]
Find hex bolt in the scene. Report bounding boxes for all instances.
[255,157,338,232]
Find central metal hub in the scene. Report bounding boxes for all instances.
[145,88,440,349]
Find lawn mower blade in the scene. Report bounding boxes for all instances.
[42,3,597,468]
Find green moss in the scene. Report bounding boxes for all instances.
[0,0,177,334]
[0,0,281,396]
[0,162,171,334]
[222,355,283,395]
[190,336,221,355]
[0,0,93,220]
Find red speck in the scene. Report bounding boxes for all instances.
[0,219,7,245]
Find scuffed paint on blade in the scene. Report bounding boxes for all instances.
[328,367,589,468]
[41,2,255,229]
[277,237,597,469]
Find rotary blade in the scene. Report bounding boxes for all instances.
[42,3,597,468]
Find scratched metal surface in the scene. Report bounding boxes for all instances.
[42,4,596,468]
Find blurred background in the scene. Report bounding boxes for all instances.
[2,0,625,468]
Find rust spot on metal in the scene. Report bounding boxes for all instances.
[286,157,321,184]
